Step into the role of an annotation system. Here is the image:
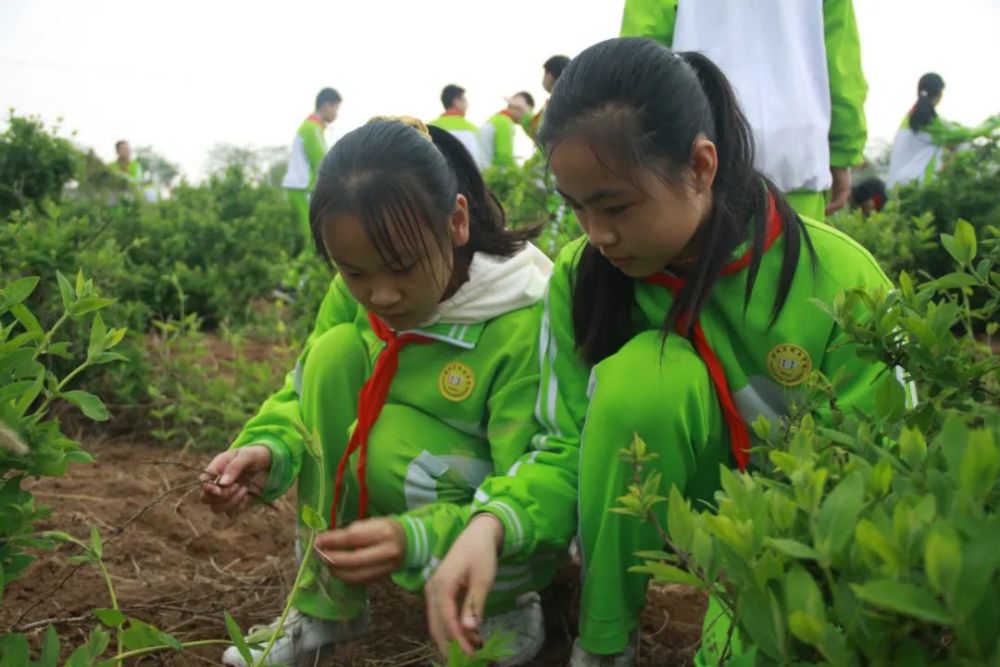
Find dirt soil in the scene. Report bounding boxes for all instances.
[1,439,705,665]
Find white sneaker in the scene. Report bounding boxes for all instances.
[479,592,546,666]
[569,636,636,667]
[221,608,369,667]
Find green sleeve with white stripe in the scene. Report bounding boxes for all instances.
[926,115,1000,147]
[620,0,678,44]
[301,122,327,190]
[230,276,358,501]
[395,304,546,578]
[824,0,868,168]
[472,242,588,559]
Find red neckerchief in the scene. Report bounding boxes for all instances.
[645,193,783,471]
[442,109,465,117]
[306,113,327,128]
[499,110,516,122]
[330,312,432,528]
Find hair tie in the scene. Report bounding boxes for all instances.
[368,115,433,142]
[919,90,929,97]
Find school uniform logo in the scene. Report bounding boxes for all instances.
[767,344,813,386]
[438,362,475,401]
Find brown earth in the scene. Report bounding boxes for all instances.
[1,439,705,666]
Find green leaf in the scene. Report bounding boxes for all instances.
[851,579,952,625]
[959,429,999,501]
[666,485,694,552]
[855,519,901,573]
[874,374,906,423]
[90,351,129,366]
[631,560,705,588]
[787,610,824,646]
[72,297,116,317]
[121,618,182,651]
[925,523,962,601]
[954,219,978,264]
[765,538,819,561]
[0,276,39,309]
[10,303,43,337]
[815,471,864,557]
[13,369,45,418]
[94,607,126,628]
[89,525,103,559]
[64,646,90,667]
[36,624,60,667]
[928,272,980,290]
[88,312,107,359]
[784,565,826,622]
[61,390,109,421]
[55,271,74,309]
[224,611,254,664]
[301,505,327,531]
[86,625,110,657]
[899,427,927,470]
[0,634,28,667]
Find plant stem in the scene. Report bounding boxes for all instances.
[95,556,124,667]
[252,529,317,667]
[108,639,232,661]
[30,359,91,421]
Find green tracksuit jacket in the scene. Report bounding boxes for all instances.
[887,112,1000,188]
[281,114,328,242]
[472,214,892,653]
[480,111,519,169]
[230,245,556,619]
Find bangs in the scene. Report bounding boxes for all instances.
[315,170,450,272]
[547,103,690,194]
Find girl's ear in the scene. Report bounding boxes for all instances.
[690,138,719,193]
[450,194,471,248]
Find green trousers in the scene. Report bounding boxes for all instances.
[292,325,552,621]
[285,188,311,249]
[785,189,827,222]
[578,331,726,653]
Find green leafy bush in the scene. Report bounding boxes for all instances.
[0,112,79,216]
[0,271,127,603]
[621,222,999,665]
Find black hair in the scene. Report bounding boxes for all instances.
[115,140,128,151]
[315,87,343,110]
[309,119,539,280]
[538,37,809,366]
[441,84,466,110]
[851,177,887,211]
[513,91,535,108]
[910,73,944,132]
[543,55,571,80]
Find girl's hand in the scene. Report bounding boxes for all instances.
[826,166,852,215]
[425,513,504,656]
[199,445,271,515]
[313,518,407,585]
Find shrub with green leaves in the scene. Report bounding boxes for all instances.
[1,271,127,603]
[619,222,999,665]
[0,112,79,217]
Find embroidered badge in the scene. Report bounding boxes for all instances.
[767,344,813,386]
[438,362,475,402]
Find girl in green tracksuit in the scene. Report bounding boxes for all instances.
[426,38,891,666]
[201,117,555,666]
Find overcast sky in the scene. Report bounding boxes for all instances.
[2,0,998,181]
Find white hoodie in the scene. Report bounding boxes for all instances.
[422,242,553,327]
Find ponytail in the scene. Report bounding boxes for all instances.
[426,125,540,262]
[910,73,944,132]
